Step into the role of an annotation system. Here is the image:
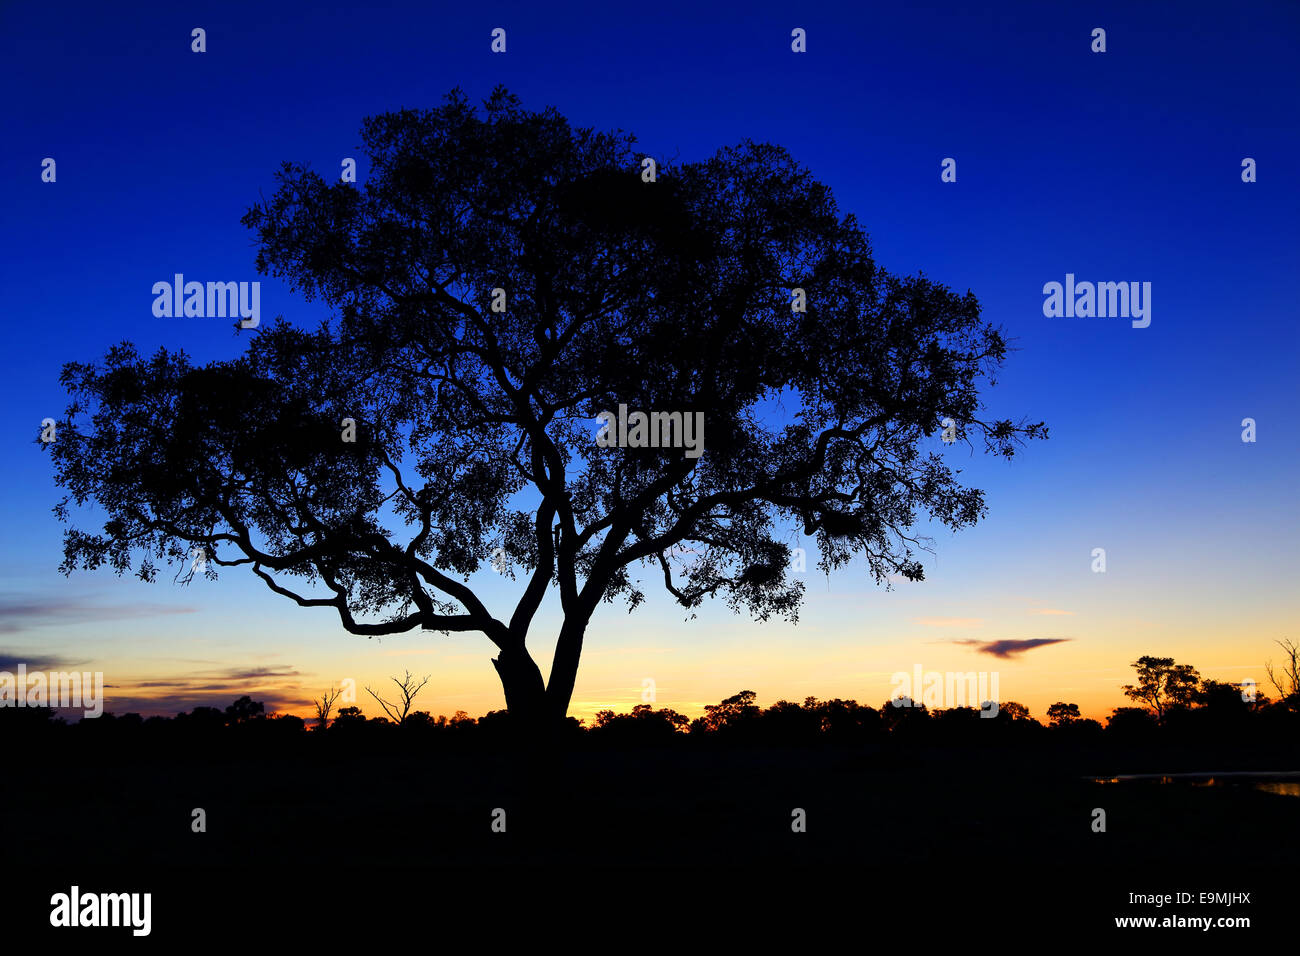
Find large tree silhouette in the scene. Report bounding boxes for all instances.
[45,87,1045,731]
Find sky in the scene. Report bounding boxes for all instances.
[1,0,1297,724]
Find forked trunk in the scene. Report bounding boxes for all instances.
[492,616,590,738]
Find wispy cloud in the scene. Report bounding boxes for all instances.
[0,594,197,634]
[0,650,89,671]
[952,638,1071,659]
[1029,609,1075,616]
[100,664,307,717]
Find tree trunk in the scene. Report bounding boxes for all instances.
[491,645,547,727]
[493,614,590,741]
[545,616,588,723]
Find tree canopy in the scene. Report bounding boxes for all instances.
[46,87,1045,729]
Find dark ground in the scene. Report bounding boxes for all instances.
[3,740,1295,941]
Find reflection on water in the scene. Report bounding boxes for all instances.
[1256,782,1300,798]
[1090,772,1300,798]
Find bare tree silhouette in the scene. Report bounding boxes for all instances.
[366,671,431,726]
[313,686,343,730]
[1265,638,1299,708]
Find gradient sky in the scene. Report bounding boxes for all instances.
[2,0,1297,724]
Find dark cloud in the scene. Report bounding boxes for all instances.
[0,651,88,671]
[97,664,308,717]
[0,595,197,634]
[129,666,301,686]
[952,638,1071,659]
[216,666,300,681]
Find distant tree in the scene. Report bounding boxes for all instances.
[759,699,823,743]
[44,86,1046,734]
[1194,679,1251,711]
[477,708,526,739]
[999,701,1031,722]
[931,706,982,739]
[1188,679,1256,737]
[806,698,878,741]
[404,710,435,729]
[1105,706,1158,736]
[1122,656,1200,721]
[880,697,929,735]
[595,703,688,728]
[365,670,430,727]
[312,686,342,731]
[224,696,265,725]
[178,706,225,731]
[1046,702,1081,726]
[332,705,366,728]
[699,690,760,733]
[1265,638,1299,710]
[592,704,689,742]
[270,713,306,734]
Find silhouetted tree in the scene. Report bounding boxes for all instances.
[931,705,985,743]
[404,710,435,730]
[1105,706,1158,738]
[998,701,1031,722]
[1046,702,1081,726]
[1122,656,1200,722]
[366,670,430,727]
[44,91,1045,733]
[270,713,306,735]
[1181,679,1257,741]
[1194,679,1252,712]
[591,704,689,743]
[332,705,366,729]
[313,686,342,731]
[1265,638,1299,710]
[698,690,761,734]
[880,697,930,737]
[225,695,265,725]
[814,698,883,744]
[1,678,1295,758]
[758,698,824,744]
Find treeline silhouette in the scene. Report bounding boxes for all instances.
[4,655,1294,879]
[5,681,1297,756]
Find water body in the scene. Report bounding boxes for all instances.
[1090,771,1300,798]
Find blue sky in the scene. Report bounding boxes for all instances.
[2,0,1296,721]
